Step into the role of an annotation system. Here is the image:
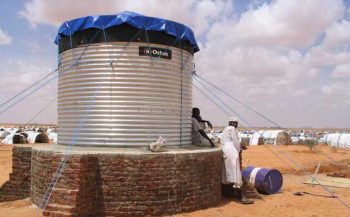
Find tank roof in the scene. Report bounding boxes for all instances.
[55,11,199,52]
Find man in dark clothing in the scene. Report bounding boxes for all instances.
[191,107,215,147]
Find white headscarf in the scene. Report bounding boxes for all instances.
[229,117,238,122]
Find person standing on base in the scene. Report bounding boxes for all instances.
[221,117,254,204]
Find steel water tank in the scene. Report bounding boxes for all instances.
[56,12,199,147]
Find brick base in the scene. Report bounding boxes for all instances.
[31,145,222,217]
[0,145,34,202]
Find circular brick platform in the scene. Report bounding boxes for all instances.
[31,145,222,217]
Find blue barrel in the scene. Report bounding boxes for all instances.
[242,166,283,194]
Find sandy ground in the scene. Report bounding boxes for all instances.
[1,144,350,217]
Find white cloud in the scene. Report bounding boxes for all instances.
[207,0,344,48]
[18,0,233,36]
[0,28,12,45]
[321,81,350,103]
[304,47,350,68]
[332,64,350,78]
[11,0,350,128]
[323,20,350,50]
[27,42,44,53]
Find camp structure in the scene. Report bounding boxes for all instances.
[321,133,350,149]
[249,130,292,146]
[2,129,26,144]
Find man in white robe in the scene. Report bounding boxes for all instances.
[221,117,253,204]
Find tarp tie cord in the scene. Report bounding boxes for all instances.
[193,76,251,127]
[143,29,154,66]
[66,22,77,67]
[143,29,182,65]
[122,29,143,52]
[102,27,107,43]
[72,30,102,68]
[194,75,350,211]
[179,41,184,146]
[157,36,182,65]
[143,29,191,146]
[194,74,282,128]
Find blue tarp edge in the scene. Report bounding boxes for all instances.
[55,11,199,52]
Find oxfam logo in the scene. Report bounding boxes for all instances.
[140,46,171,59]
[144,48,152,55]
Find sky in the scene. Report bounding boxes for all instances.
[0,0,349,128]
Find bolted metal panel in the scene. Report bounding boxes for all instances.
[58,42,193,147]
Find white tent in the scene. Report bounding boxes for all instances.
[2,130,17,144]
[2,128,25,144]
[48,132,58,144]
[0,128,10,139]
[249,130,291,146]
[27,132,40,144]
[322,133,350,149]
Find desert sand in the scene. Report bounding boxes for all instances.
[1,144,350,217]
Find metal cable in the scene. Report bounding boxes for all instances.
[195,74,282,128]
[193,83,247,128]
[271,144,350,210]
[0,74,58,115]
[0,70,57,109]
[25,97,57,124]
[318,150,350,170]
[194,76,251,127]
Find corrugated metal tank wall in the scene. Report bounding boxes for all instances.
[58,42,193,147]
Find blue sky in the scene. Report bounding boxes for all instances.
[0,0,349,128]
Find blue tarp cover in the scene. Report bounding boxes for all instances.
[55,11,199,52]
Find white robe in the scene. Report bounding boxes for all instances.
[28,132,40,144]
[220,126,242,186]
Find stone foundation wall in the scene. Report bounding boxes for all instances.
[0,145,32,201]
[31,153,99,216]
[31,146,222,217]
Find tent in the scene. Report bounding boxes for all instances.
[249,130,291,146]
[321,133,350,149]
[0,128,10,139]
[48,132,58,144]
[27,132,49,144]
[2,129,26,144]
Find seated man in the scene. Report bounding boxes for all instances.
[191,107,215,147]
